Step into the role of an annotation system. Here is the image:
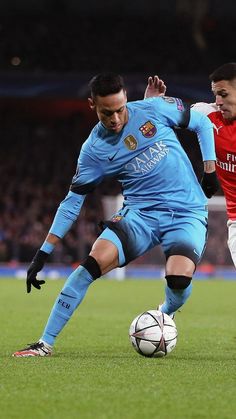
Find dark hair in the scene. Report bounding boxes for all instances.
[88,72,125,98]
[209,62,236,82]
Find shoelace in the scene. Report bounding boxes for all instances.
[27,342,43,349]
[19,342,43,351]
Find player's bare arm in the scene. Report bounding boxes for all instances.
[45,232,61,246]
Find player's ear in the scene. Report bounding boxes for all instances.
[88,97,96,110]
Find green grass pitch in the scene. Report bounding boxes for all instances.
[1,278,236,419]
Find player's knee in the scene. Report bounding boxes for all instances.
[166,275,192,290]
[81,255,101,280]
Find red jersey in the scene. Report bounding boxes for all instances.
[193,102,236,219]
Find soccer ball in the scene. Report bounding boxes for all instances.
[129,309,178,357]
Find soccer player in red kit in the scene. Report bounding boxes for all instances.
[145,63,236,266]
[192,63,236,266]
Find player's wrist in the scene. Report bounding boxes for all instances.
[40,241,55,254]
[203,171,217,179]
[203,160,216,173]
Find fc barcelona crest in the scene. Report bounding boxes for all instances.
[124,135,138,150]
[139,121,157,138]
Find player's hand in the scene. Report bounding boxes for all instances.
[26,250,48,293]
[144,75,167,99]
[201,171,219,198]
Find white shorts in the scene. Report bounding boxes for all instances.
[227,220,236,267]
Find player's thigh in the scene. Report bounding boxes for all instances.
[90,238,119,275]
[161,214,208,265]
[98,208,158,267]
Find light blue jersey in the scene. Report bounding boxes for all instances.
[49,96,215,242]
[72,97,214,210]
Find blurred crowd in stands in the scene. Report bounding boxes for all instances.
[0,111,123,265]
[0,110,232,267]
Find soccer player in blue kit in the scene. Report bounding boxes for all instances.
[13,73,219,357]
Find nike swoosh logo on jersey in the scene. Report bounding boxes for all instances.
[108,150,119,161]
[212,123,223,134]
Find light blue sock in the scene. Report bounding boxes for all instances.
[161,283,192,315]
[40,265,94,346]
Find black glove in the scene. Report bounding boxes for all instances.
[26,250,49,293]
[201,171,219,198]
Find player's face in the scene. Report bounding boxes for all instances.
[211,79,236,120]
[88,89,128,133]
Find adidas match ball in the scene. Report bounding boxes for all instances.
[129,310,177,357]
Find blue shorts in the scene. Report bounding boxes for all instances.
[99,207,208,267]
